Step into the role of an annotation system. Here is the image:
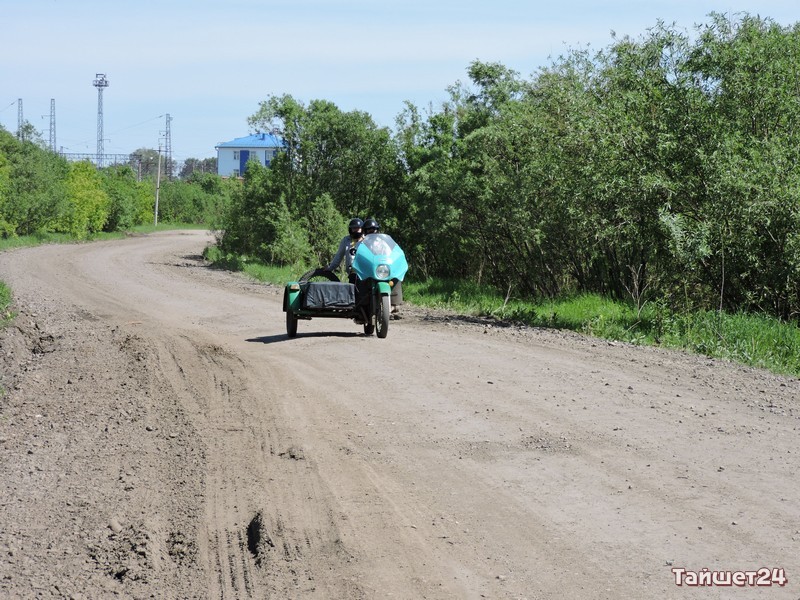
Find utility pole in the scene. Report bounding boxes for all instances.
[17,98,23,140]
[49,99,56,152]
[164,114,173,180]
[154,145,162,226]
[93,73,109,167]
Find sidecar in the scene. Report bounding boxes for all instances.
[283,233,408,339]
[283,270,371,336]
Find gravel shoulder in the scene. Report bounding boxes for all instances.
[1,230,798,599]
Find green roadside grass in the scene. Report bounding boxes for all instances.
[202,250,800,379]
[0,280,12,327]
[202,246,291,282]
[404,278,800,377]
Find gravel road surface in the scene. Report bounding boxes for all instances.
[0,230,797,599]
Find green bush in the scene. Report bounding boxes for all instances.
[56,161,110,237]
[102,166,153,231]
[305,193,344,266]
[0,128,69,236]
[0,280,12,325]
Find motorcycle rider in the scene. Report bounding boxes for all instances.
[363,218,380,235]
[326,217,364,284]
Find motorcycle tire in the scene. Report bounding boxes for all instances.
[376,295,390,339]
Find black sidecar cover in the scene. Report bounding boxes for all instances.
[301,281,355,309]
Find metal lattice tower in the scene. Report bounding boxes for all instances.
[93,73,109,167]
[164,114,173,180]
[17,98,23,140]
[49,99,56,152]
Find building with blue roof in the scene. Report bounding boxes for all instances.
[215,132,285,177]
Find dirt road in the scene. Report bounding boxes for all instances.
[0,230,798,599]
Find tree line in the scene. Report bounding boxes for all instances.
[217,13,800,320]
[123,149,217,181]
[0,128,230,238]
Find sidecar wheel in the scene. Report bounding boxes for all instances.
[376,295,390,339]
[299,268,339,283]
[286,310,298,338]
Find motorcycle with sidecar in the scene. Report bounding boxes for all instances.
[283,233,408,339]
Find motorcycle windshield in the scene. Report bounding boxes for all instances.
[360,233,396,257]
[352,233,408,282]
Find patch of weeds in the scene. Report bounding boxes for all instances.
[0,281,14,327]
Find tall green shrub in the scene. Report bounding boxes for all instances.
[102,165,152,231]
[305,193,344,265]
[0,128,69,236]
[58,161,110,237]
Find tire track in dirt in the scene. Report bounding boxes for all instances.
[140,328,371,598]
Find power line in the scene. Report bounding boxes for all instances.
[58,114,165,152]
[107,114,164,136]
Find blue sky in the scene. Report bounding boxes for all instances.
[2,0,797,161]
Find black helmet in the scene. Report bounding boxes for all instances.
[363,218,380,234]
[348,217,364,239]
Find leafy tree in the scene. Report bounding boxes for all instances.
[0,127,69,235]
[57,161,110,237]
[190,172,235,230]
[217,160,308,263]
[159,180,200,223]
[0,138,11,237]
[392,101,469,279]
[247,95,400,219]
[102,165,153,231]
[16,121,44,146]
[128,148,163,180]
[304,193,345,265]
[179,157,217,179]
[262,192,311,266]
[675,14,800,315]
